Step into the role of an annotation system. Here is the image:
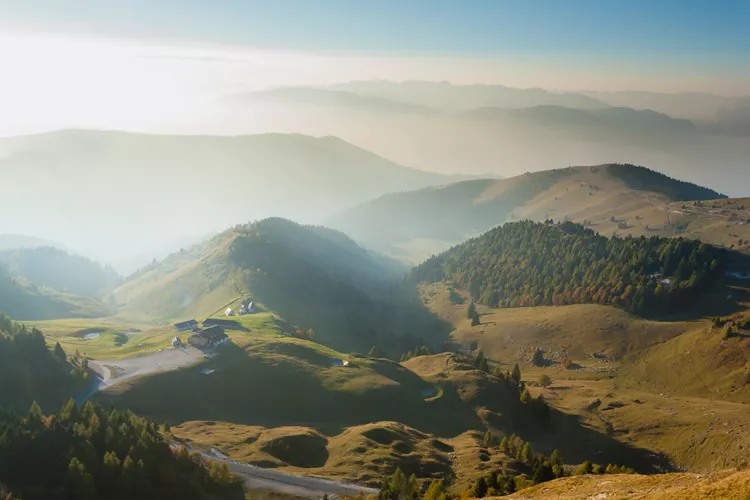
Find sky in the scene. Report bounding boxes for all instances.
[0,1,748,136]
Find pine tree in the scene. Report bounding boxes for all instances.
[483,429,494,447]
[532,348,545,367]
[422,480,445,500]
[511,362,522,383]
[406,473,419,499]
[499,436,509,453]
[574,461,593,475]
[477,356,490,373]
[471,476,488,498]
[467,301,480,326]
[550,449,562,466]
[521,442,534,464]
[539,374,552,388]
[520,387,533,404]
[53,342,67,363]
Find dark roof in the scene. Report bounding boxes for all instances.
[202,318,240,328]
[174,319,198,328]
[194,325,227,341]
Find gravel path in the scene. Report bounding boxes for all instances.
[78,346,205,402]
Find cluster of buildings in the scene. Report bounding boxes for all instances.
[224,298,255,317]
[172,318,230,349]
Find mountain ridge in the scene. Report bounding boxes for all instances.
[327,163,726,262]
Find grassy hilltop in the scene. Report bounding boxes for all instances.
[329,164,734,263]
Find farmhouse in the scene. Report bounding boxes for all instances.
[174,319,198,332]
[188,326,229,348]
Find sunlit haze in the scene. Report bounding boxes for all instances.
[0,1,748,269]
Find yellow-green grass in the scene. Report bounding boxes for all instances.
[504,468,750,500]
[421,283,693,363]
[28,317,179,360]
[523,374,750,473]
[420,282,750,471]
[94,334,470,435]
[173,420,516,492]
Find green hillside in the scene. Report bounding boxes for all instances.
[328,164,726,263]
[0,265,114,321]
[0,246,120,297]
[414,220,728,314]
[115,218,447,354]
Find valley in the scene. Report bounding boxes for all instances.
[2,165,749,499]
[3,6,749,499]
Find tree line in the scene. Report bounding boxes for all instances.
[414,221,726,314]
[0,400,244,500]
[0,313,89,412]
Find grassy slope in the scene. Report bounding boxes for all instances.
[96,331,477,436]
[113,231,243,322]
[503,469,750,500]
[421,283,750,472]
[328,164,735,263]
[0,277,113,321]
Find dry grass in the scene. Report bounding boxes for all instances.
[174,419,517,492]
[504,468,750,499]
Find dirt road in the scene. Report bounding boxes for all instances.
[201,449,379,498]
[79,346,204,402]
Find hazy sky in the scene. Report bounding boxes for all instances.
[0,1,748,135]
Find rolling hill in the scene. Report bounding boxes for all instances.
[113,218,446,354]
[0,246,120,297]
[0,130,449,265]
[0,264,114,320]
[97,329,665,492]
[327,163,727,262]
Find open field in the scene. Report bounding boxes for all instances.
[27,316,181,359]
[504,468,750,500]
[174,420,523,493]
[418,282,750,473]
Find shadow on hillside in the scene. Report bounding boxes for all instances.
[98,342,675,473]
[249,272,453,356]
[642,279,750,323]
[97,342,480,437]
[493,405,676,474]
[201,318,250,331]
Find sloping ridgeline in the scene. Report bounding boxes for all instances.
[228,218,449,354]
[603,163,726,200]
[414,221,727,314]
[0,247,120,297]
[0,401,244,500]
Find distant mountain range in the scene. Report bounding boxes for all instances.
[223,83,750,193]
[327,164,727,263]
[0,130,451,265]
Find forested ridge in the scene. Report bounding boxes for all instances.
[413,221,727,313]
[0,400,244,500]
[0,314,88,412]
